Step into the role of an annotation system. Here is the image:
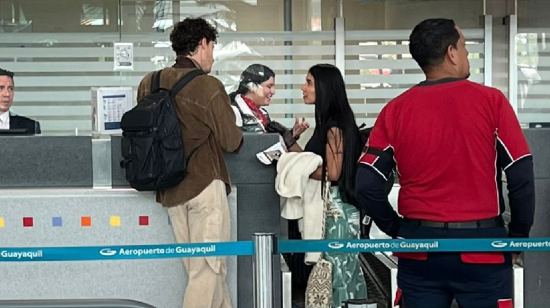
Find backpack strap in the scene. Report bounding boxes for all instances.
[151,70,162,93]
[168,69,204,167]
[169,69,204,97]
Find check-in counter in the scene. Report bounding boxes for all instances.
[0,134,282,308]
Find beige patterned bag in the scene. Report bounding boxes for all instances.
[305,176,333,308]
[305,258,333,308]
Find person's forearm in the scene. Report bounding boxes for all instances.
[287,143,303,152]
[505,157,535,238]
[309,166,322,180]
[356,165,401,237]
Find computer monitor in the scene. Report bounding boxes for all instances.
[0,129,33,136]
[529,123,550,128]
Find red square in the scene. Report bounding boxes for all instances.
[23,217,34,227]
[139,216,149,226]
[498,299,513,308]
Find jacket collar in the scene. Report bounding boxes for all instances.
[173,56,202,70]
[8,111,20,127]
[235,94,255,117]
[234,94,266,131]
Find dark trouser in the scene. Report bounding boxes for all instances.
[395,221,514,308]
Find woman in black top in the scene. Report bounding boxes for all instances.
[288,64,367,307]
[292,64,362,206]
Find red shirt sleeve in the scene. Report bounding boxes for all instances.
[358,108,395,180]
[494,90,531,170]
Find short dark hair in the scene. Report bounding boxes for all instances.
[170,18,218,56]
[409,19,460,72]
[0,68,14,80]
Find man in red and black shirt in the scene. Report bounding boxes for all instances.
[356,19,535,308]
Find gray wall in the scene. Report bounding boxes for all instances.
[523,128,550,307]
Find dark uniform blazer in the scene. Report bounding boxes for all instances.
[9,113,41,134]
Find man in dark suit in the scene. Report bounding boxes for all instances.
[0,68,41,134]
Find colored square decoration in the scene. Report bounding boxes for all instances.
[81,216,92,227]
[498,299,513,308]
[52,217,63,227]
[23,217,33,227]
[0,217,4,228]
[110,216,121,227]
[139,216,149,226]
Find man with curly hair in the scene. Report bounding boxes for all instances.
[137,18,242,308]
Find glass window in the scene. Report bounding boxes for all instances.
[516,0,550,126]
[344,0,484,31]
[343,0,485,127]
[0,0,488,135]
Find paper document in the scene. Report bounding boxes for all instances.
[256,142,286,165]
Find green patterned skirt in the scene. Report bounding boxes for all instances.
[324,187,368,308]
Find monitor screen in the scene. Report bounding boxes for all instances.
[0,128,33,136]
[529,123,550,128]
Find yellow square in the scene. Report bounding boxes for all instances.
[110,216,121,227]
[0,218,4,228]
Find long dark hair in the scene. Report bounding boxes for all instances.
[229,64,275,102]
[308,64,361,204]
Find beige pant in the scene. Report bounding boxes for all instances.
[167,180,233,308]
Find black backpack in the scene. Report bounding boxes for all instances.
[120,69,203,191]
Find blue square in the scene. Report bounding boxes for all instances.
[52,217,63,227]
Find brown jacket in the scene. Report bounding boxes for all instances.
[137,57,243,207]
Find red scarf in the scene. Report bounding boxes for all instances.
[242,95,268,128]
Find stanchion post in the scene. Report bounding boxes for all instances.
[253,233,275,308]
